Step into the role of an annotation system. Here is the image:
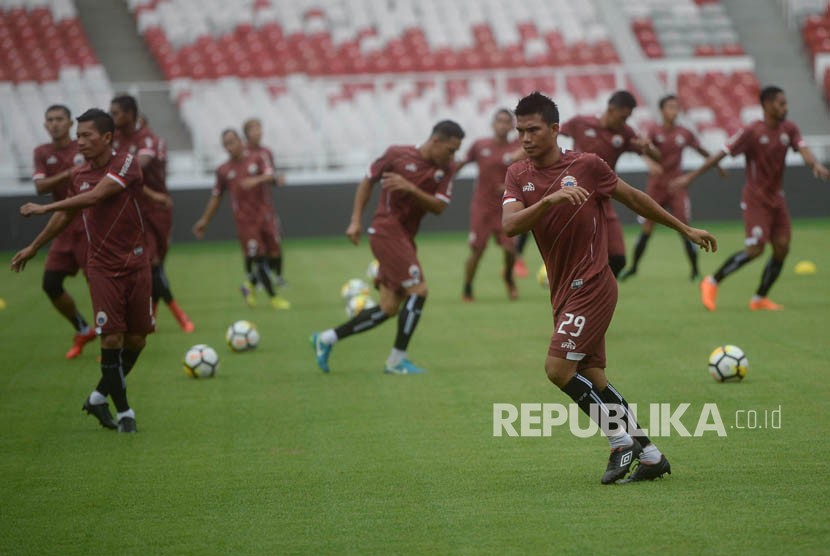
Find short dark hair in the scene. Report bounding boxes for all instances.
[760,86,784,105]
[76,108,115,135]
[494,108,514,120]
[45,104,71,118]
[110,94,138,117]
[431,120,465,140]
[658,94,678,110]
[221,128,239,141]
[514,91,559,124]
[608,90,637,110]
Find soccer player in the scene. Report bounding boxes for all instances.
[192,129,291,310]
[672,85,829,311]
[32,104,97,359]
[310,120,464,375]
[559,90,660,277]
[110,94,194,332]
[619,94,724,281]
[243,117,287,288]
[502,92,716,483]
[12,108,153,433]
[455,108,522,301]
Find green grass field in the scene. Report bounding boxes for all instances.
[1,219,829,555]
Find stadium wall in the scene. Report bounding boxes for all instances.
[1,167,828,251]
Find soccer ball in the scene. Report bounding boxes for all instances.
[537,263,549,288]
[708,345,748,382]
[226,320,260,352]
[345,293,377,318]
[340,278,370,300]
[367,259,379,280]
[183,344,219,378]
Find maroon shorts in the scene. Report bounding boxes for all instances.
[604,202,625,257]
[469,204,513,251]
[646,185,691,225]
[369,231,423,294]
[548,271,618,371]
[87,266,154,336]
[742,200,791,247]
[45,226,87,276]
[144,207,172,264]
[237,214,281,258]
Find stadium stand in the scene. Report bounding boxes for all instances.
[782,0,830,103]
[0,0,114,177]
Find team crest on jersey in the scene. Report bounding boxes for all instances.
[247,163,258,175]
[611,134,623,148]
[46,155,58,165]
[481,148,492,157]
[522,182,535,192]
[654,134,664,144]
[228,170,236,179]
[584,128,597,138]
[434,169,445,182]
[80,181,91,191]
[675,135,686,146]
[405,162,417,172]
[73,153,84,166]
[561,175,577,188]
[759,135,769,145]
[95,311,108,327]
[780,133,789,146]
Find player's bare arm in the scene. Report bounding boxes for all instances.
[193,194,221,239]
[643,155,663,177]
[799,146,830,180]
[34,167,73,195]
[695,146,728,178]
[671,150,728,191]
[502,186,590,236]
[240,174,273,189]
[10,211,76,272]
[346,176,374,245]
[143,185,173,208]
[381,172,446,215]
[633,136,661,162]
[613,179,717,252]
[21,177,123,217]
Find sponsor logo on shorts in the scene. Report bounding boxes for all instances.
[561,175,577,188]
[402,264,421,288]
[522,182,535,192]
[405,162,417,172]
[751,225,763,238]
[560,339,576,350]
[96,311,108,327]
[434,169,445,182]
[611,134,623,148]
[571,278,583,289]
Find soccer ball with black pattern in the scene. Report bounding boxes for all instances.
[708,345,748,382]
[226,320,260,352]
[183,344,219,378]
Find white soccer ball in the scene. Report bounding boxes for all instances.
[708,345,748,382]
[340,278,370,301]
[226,320,260,352]
[345,293,377,318]
[183,344,219,378]
[367,259,379,280]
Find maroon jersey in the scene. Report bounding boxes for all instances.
[113,126,168,196]
[213,153,275,227]
[559,115,643,169]
[464,137,520,215]
[33,140,85,234]
[72,151,147,276]
[247,144,276,170]
[503,151,619,311]
[367,145,454,238]
[647,124,701,190]
[723,120,805,208]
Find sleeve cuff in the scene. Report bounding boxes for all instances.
[502,197,519,206]
[32,173,45,181]
[106,172,128,188]
[137,148,156,157]
[435,193,451,204]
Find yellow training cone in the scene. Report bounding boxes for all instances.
[794,261,817,275]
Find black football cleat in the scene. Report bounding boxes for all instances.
[617,268,637,282]
[623,455,672,483]
[601,439,642,484]
[82,399,117,430]
[117,417,138,433]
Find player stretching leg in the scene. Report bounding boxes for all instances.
[32,104,96,358]
[672,86,829,311]
[619,94,725,281]
[455,109,523,301]
[110,95,194,332]
[310,121,464,374]
[13,109,153,433]
[503,93,716,482]
[193,129,290,310]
